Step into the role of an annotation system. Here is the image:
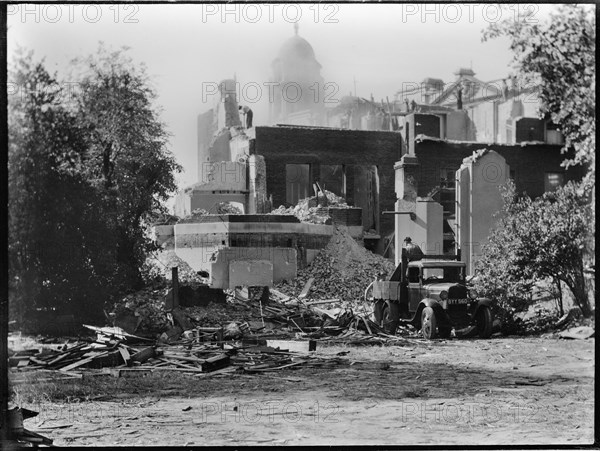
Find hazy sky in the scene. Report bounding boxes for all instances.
[8,3,558,191]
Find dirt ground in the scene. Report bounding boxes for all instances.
[11,335,595,446]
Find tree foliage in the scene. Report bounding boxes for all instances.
[72,47,180,288]
[483,4,596,187]
[474,180,594,322]
[8,47,180,326]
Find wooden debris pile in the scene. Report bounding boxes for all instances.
[7,326,343,379]
[8,294,418,380]
[7,325,157,374]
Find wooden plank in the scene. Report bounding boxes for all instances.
[201,354,230,373]
[266,340,317,354]
[194,366,237,378]
[304,299,341,306]
[161,353,204,363]
[362,317,373,335]
[269,288,291,302]
[146,367,205,373]
[159,358,201,370]
[58,356,97,372]
[86,350,123,369]
[118,346,131,366]
[171,308,193,331]
[130,347,155,364]
[297,278,314,299]
[244,362,304,373]
[29,357,49,366]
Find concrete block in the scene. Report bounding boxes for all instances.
[229,260,273,289]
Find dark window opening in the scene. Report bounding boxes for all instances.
[320,165,345,198]
[286,164,310,206]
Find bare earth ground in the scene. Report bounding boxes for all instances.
[11,336,595,446]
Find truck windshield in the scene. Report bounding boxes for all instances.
[422,267,464,284]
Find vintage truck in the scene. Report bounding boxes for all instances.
[365,253,493,339]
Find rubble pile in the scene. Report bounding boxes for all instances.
[178,202,244,224]
[109,287,172,336]
[149,251,205,286]
[276,227,395,303]
[270,190,350,224]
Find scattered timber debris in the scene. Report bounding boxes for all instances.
[7,287,420,380]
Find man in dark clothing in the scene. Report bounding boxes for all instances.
[239,105,253,129]
[403,237,424,262]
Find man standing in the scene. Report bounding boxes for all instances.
[403,237,424,262]
[239,105,253,129]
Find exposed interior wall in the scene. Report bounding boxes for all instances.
[253,126,402,244]
[174,192,192,218]
[216,79,242,130]
[229,128,251,161]
[207,129,233,163]
[248,155,268,214]
[445,110,471,141]
[405,113,442,154]
[197,109,216,180]
[413,139,584,202]
[466,101,495,142]
[514,117,545,143]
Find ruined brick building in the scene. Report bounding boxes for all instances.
[167,28,584,286]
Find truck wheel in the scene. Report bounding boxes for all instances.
[382,301,400,334]
[421,307,437,339]
[475,306,493,338]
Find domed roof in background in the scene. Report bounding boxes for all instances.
[275,24,320,65]
[278,35,316,60]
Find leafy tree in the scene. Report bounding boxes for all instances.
[8,47,181,326]
[475,180,594,323]
[8,52,116,323]
[71,46,181,289]
[483,4,596,187]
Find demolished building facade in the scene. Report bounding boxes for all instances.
[161,28,584,293]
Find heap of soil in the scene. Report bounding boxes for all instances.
[276,227,395,302]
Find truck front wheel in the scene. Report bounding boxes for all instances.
[421,307,438,339]
[475,305,493,338]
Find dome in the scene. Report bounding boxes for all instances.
[278,35,316,61]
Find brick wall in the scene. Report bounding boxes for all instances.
[413,139,585,199]
[253,126,403,239]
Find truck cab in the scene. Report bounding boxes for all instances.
[366,256,493,339]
